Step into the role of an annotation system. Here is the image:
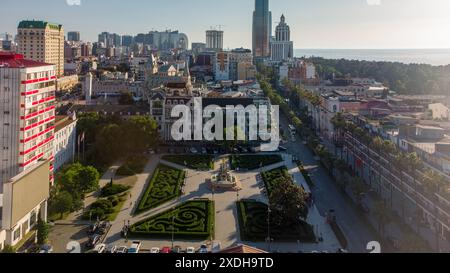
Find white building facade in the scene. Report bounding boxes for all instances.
[53,114,77,171]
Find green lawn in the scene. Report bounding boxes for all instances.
[162,155,214,170]
[237,200,315,242]
[261,166,291,198]
[230,155,283,171]
[135,164,185,214]
[130,199,214,239]
[116,155,148,176]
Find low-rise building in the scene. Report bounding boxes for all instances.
[53,114,77,171]
[1,160,50,250]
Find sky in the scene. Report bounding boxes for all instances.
[1,0,450,49]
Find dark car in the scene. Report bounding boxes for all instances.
[86,235,102,249]
[87,222,100,235]
[171,246,183,253]
[97,221,111,235]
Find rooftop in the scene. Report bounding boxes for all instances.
[18,20,62,30]
[0,52,52,69]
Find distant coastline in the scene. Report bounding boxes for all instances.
[294,48,450,66]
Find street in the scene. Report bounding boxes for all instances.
[279,113,379,253]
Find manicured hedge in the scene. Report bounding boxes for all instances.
[130,200,214,239]
[237,200,315,242]
[162,155,214,170]
[261,167,291,198]
[296,162,315,188]
[135,164,185,214]
[100,183,131,197]
[83,195,126,221]
[230,155,283,171]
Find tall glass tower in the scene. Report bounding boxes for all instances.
[252,0,272,58]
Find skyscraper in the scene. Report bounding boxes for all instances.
[206,30,224,51]
[67,31,80,42]
[270,14,294,61]
[17,20,65,77]
[252,0,271,58]
[0,52,56,248]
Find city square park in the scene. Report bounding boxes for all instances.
[90,152,338,252]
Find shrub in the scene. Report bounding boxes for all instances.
[100,183,130,197]
[230,155,283,171]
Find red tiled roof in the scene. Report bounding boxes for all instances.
[0,51,52,68]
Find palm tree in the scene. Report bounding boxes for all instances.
[350,177,367,206]
[406,152,423,191]
[373,201,392,237]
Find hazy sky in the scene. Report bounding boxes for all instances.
[1,0,450,49]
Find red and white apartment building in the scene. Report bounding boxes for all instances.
[0,52,55,249]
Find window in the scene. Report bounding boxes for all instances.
[13,227,21,241]
[29,210,37,227]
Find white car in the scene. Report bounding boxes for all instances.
[151,247,160,253]
[92,244,106,253]
[186,247,196,253]
[128,241,142,254]
[116,246,128,253]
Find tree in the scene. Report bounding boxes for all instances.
[269,179,309,227]
[373,201,392,237]
[37,216,50,245]
[51,191,74,219]
[78,166,100,193]
[350,177,367,206]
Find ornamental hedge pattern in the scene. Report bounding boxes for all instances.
[136,164,185,214]
[230,155,283,171]
[130,199,214,239]
[237,200,315,242]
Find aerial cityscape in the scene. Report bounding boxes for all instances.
[1,0,450,260]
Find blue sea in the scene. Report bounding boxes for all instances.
[294,49,450,66]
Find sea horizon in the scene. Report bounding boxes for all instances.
[294,48,450,66]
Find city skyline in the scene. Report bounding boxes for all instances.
[0,0,449,49]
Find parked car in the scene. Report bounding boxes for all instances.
[169,148,175,154]
[198,244,209,253]
[128,241,142,254]
[116,246,128,253]
[39,244,53,253]
[92,244,106,253]
[172,246,182,253]
[161,247,171,253]
[201,148,207,154]
[86,235,102,249]
[97,221,111,235]
[151,247,160,253]
[190,147,198,154]
[105,245,117,253]
[87,222,100,235]
[278,146,288,152]
[186,247,196,253]
[148,149,155,155]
